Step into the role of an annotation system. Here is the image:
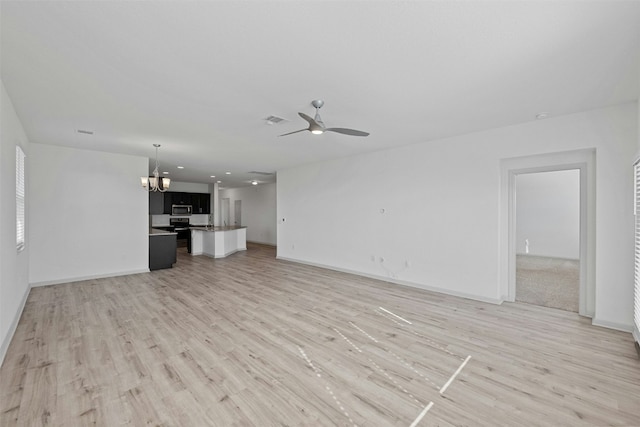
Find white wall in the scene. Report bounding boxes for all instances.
[0,80,30,365]
[515,169,580,259]
[221,183,277,245]
[635,80,640,344]
[209,182,219,226]
[166,181,209,193]
[29,143,149,285]
[277,103,637,328]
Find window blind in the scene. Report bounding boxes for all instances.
[634,160,640,342]
[16,145,25,252]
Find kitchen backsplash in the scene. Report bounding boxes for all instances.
[151,214,210,226]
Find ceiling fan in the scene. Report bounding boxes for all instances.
[279,100,369,137]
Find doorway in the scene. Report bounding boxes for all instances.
[515,170,580,312]
[500,149,595,318]
[234,200,242,226]
[221,198,230,227]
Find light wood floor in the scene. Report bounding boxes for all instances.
[2,243,639,426]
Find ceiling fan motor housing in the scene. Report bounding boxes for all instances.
[278,100,369,137]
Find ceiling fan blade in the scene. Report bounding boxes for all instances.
[278,128,308,137]
[299,111,325,134]
[298,112,318,126]
[324,127,370,137]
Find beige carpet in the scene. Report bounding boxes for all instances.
[516,255,579,312]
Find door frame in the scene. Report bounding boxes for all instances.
[499,149,595,317]
[221,198,230,227]
[234,200,242,226]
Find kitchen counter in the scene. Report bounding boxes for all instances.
[190,226,247,258]
[149,228,177,236]
[190,225,247,232]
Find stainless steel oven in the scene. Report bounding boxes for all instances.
[170,217,190,248]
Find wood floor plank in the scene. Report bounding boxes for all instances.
[1,243,639,426]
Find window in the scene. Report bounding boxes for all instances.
[634,160,640,341]
[16,145,25,252]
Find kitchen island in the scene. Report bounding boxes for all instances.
[190,226,247,258]
[149,228,177,270]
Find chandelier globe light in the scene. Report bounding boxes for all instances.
[141,144,170,192]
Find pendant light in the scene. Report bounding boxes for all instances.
[141,144,170,192]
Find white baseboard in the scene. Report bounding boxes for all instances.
[276,256,503,305]
[592,318,634,333]
[191,248,247,258]
[247,240,276,247]
[30,268,150,288]
[218,248,246,258]
[0,283,31,367]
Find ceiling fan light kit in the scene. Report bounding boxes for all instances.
[279,100,369,137]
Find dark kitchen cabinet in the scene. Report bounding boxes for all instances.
[149,191,164,214]
[149,234,177,270]
[163,193,173,214]
[155,191,211,215]
[161,192,191,214]
[192,193,211,214]
[172,192,193,206]
[202,194,211,214]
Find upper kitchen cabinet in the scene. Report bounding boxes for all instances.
[171,192,193,206]
[154,191,210,215]
[163,193,173,214]
[192,193,211,214]
[149,191,165,214]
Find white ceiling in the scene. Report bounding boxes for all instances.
[2,1,639,189]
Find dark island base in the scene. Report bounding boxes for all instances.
[149,234,177,270]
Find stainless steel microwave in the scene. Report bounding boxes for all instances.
[171,205,192,216]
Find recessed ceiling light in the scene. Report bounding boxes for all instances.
[225,171,231,175]
[535,112,550,120]
[163,171,169,175]
[177,166,184,169]
[251,180,258,186]
[217,180,222,183]
[210,175,216,178]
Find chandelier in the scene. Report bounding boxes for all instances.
[141,144,170,192]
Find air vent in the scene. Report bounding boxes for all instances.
[76,129,94,135]
[249,171,274,176]
[265,115,286,124]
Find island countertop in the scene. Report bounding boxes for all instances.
[149,228,178,236]
[190,225,247,232]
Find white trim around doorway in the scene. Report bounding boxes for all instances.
[499,149,596,317]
